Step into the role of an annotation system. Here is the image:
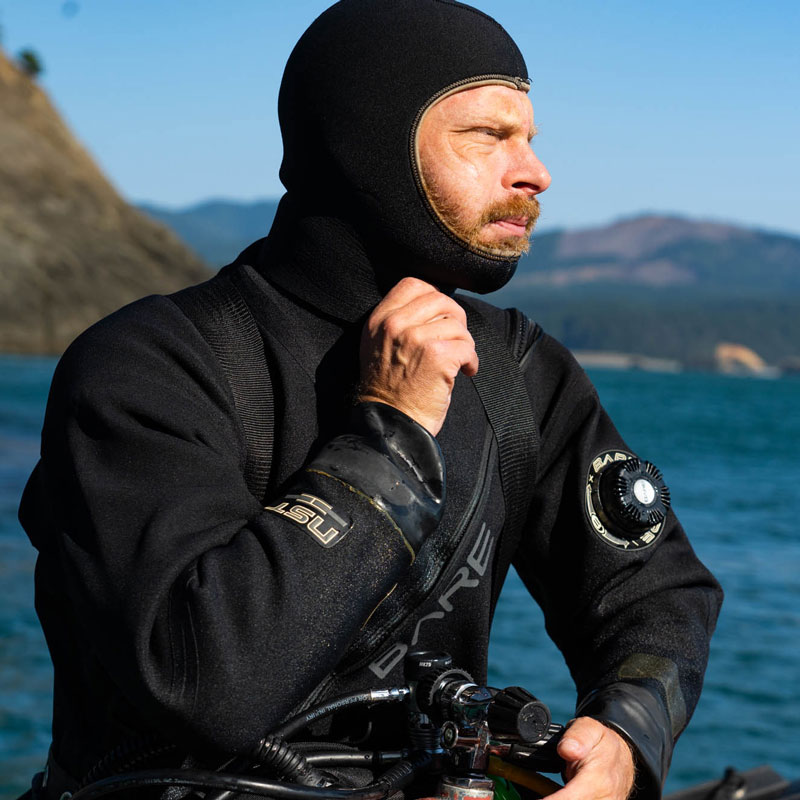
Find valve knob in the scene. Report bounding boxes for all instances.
[487,686,551,743]
[594,458,671,538]
[404,651,453,682]
[416,667,474,717]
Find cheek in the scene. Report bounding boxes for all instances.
[440,147,496,200]
[436,165,485,218]
[447,142,491,181]
[419,138,497,228]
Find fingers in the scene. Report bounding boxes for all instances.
[384,316,477,371]
[547,718,635,800]
[369,277,468,330]
[359,277,478,436]
[558,717,605,764]
[375,275,455,309]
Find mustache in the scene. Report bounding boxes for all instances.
[479,194,541,229]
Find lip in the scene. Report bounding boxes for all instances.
[487,216,530,236]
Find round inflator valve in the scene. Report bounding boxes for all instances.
[595,458,671,537]
[487,686,551,742]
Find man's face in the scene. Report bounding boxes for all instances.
[416,84,551,258]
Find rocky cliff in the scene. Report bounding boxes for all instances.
[0,50,209,354]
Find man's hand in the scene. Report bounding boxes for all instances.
[358,277,479,436]
[551,717,635,800]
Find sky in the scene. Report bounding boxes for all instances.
[2,0,799,236]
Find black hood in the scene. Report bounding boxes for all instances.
[261,0,530,314]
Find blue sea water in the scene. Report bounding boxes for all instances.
[1,356,798,797]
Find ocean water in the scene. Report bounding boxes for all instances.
[1,356,798,798]
[1,357,57,798]
[491,368,800,788]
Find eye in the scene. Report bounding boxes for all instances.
[476,127,503,139]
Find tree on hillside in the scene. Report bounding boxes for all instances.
[17,48,44,78]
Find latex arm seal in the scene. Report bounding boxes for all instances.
[307,401,445,553]
[576,683,673,800]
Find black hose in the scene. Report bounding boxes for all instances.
[273,691,377,739]
[208,689,405,800]
[78,734,178,787]
[69,756,426,800]
[303,750,405,767]
[252,734,327,785]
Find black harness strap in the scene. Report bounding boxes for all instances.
[462,303,540,611]
[170,264,274,505]
[170,272,538,612]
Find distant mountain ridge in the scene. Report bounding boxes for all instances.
[513,215,800,293]
[139,199,280,269]
[4,35,794,367]
[494,215,800,367]
[138,199,800,367]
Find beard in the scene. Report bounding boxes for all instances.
[469,194,541,256]
[423,172,541,258]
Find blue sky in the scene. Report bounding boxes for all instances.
[2,1,799,235]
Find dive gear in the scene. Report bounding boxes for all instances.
[309,402,446,554]
[63,651,566,800]
[594,457,671,537]
[577,682,674,800]
[171,262,275,504]
[459,304,539,611]
[585,450,671,549]
[486,687,551,744]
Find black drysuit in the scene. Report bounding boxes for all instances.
[19,1,722,797]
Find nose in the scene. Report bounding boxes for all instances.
[506,144,551,196]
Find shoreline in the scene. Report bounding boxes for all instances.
[573,350,792,379]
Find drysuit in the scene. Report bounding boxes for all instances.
[19,1,722,798]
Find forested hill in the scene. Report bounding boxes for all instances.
[140,201,800,369]
[515,215,800,294]
[493,215,800,369]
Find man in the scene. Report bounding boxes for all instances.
[20,1,721,799]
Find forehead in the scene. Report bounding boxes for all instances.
[422,84,535,132]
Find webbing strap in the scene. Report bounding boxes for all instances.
[462,303,540,609]
[170,265,274,504]
[170,270,536,602]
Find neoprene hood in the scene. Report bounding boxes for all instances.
[277,0,531,294]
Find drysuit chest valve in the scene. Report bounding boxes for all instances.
[595,457,670,535]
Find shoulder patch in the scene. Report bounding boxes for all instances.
[265,492,352,547]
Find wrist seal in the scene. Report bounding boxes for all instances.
[307,402,445,553]
[577,682,673,800]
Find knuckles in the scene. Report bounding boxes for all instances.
[392,275,435,295]
[381,315,407,342]
[358,280,477,433]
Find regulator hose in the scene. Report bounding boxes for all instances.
[302,750,405,767]
[252,734,327,785]
[208,687,408,800]
[78,733,177,787]
[69,755,428,800]
[274,688,407,740]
